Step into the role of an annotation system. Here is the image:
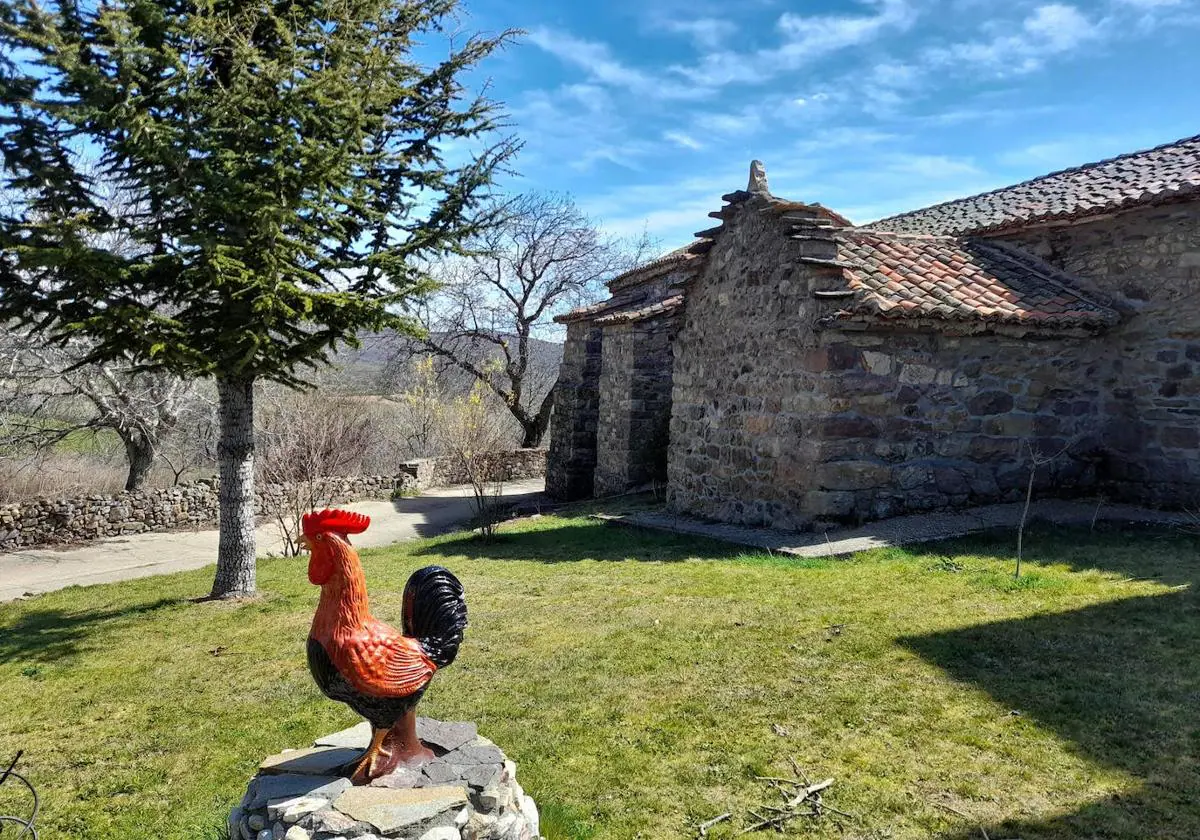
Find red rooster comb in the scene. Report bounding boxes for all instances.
[302,509,371,539]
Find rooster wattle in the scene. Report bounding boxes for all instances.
[302,508,468,784]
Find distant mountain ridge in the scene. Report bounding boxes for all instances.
[331,329,564,396]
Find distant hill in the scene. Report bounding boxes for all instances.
[329,329,564,398]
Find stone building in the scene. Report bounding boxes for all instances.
[547,136,1200,529]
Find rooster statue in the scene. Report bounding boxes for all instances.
[302,509,468,785]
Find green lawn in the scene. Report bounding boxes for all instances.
[2,516,1199,839]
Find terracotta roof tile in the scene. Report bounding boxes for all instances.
[828,230,1119,330]
[554,299,627,324]
[594,294,685,325]
[865,134,1200,236]
[604,239,710,291]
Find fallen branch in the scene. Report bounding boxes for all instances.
[739,764,847,834]
[697,812,731,837]
[786,778,834,808]
[933,801,971,818]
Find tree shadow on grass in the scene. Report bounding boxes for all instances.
[0,597,185,665]
[900,531,1200,839]
[415,519,747,564]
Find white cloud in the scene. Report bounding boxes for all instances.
[671,0,918,88]
[660,18,738,49]
[883,153,984,179]
[775,0,915,52]
[997,130,1173,170]
[1109,0,1198,33]
[925,4,1101,75]
[664,131,705,150]
[692,106,764,136]
[859,60,923,117]
[511,85,655,175]
[1023,4,1098,50]
[527,27,709,101]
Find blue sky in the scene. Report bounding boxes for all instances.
[456,0,1200,249]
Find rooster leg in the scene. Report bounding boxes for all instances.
[346,727,389,786]
[378,709,435,771]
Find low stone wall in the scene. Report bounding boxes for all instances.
[230,719,540,840]
[0,475,404,550]
[400,450,547,490]
[0,450,546,550]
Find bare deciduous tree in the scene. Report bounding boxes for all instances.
[401,193,652,449]
[0,329,197,490]
[158,394,219,485]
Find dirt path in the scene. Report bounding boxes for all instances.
[0,479,545,602]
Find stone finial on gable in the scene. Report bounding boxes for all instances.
[748,160,770,195]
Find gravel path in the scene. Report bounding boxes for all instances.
[600,499,1194,557]
[0,479,546,602]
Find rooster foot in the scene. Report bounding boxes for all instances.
[345,719,435,785]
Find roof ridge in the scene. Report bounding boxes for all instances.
[867,132,1200,228]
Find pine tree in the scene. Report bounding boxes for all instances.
[0,0,517,597]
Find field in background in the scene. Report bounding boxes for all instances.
[2,515,1198,839]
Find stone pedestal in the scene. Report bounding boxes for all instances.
[229,719,540,840]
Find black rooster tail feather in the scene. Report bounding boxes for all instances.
[402,565,468,669]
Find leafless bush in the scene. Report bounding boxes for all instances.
[441,380,514,538]
[256,390,373,556]
[1015,436,1084,578]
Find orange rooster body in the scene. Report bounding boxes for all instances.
[302,509,468,784]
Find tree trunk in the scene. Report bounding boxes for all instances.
[519,391,555,449]
[211,375,257,598]
[520,414,549,449]
[122,434,156,491]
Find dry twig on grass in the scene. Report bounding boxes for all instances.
[739,764,848,834]
[697,812,732,837]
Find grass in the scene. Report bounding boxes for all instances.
[0,413,121,457]
[2,516,1199,839]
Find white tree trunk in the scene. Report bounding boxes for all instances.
[211,375,257,598]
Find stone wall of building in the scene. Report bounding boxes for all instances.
[593,313,677,495]
[547,254,698,500]
[997,201,1200,507]
[997,201,1200,315]
[788,330,1112,524]
[1,450,546,550]
[668,197,830,530]
[668,193,1121,529]
[556,186,1200,525]
[546,321,603,500]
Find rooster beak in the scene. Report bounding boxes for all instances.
[298,535,310,551]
